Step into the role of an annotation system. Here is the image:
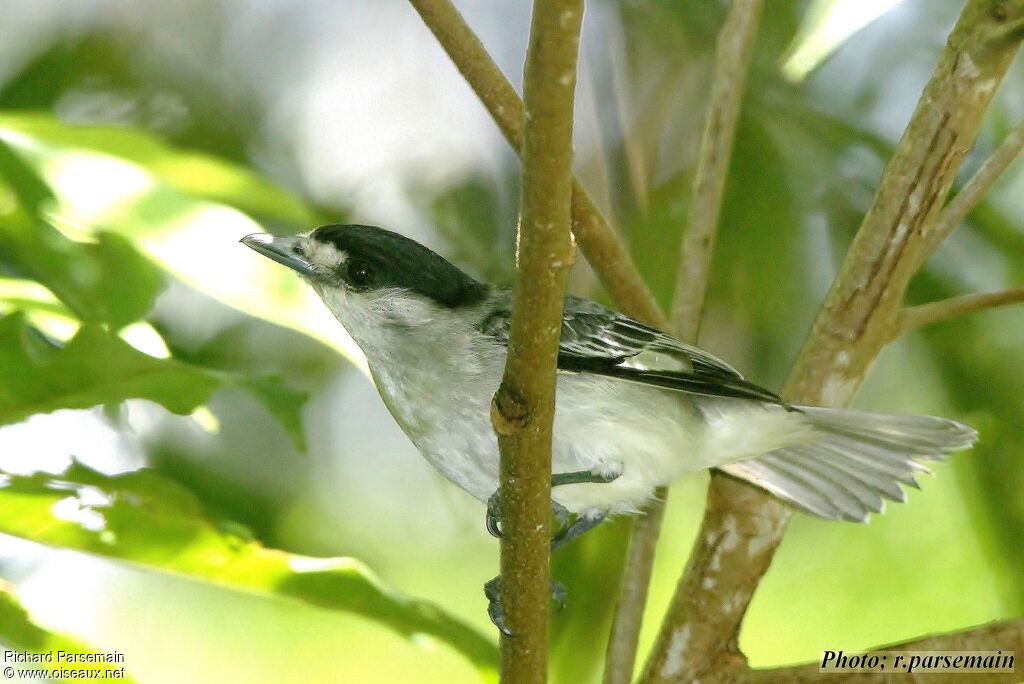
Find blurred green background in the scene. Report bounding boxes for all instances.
[0,0,1021,682]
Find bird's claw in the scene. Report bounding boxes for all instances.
[486,491,502,538]
[484,577,512,636]
[484,576,568,634]
[551,501,572,539]
[483,472,615,630]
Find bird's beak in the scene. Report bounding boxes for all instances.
[240,233,318,279]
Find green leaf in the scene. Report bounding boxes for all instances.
[0,139,165,328]
[0,114,363,365]
[0,583,138,682]
[233,376,309,451]
[417,172,518,286]
[0,312,219,426]
[0,312,309,450]
[0,112,328,229]
[782,0,908,81]
[0,462,499,675]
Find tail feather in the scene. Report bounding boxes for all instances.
[762,451,882,521]
[723,457,848,520]
[799,406,976,456]
[718,407,977,522]
[803,445,909,500]
[774,448,888,510]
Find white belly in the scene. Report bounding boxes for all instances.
[369,355,707,515]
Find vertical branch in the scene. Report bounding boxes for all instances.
[641,2,1024,682]
[490,1,583,681]
[407,0,669,330]
[603,2,765,682]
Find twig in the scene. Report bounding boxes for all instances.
[671,0,765,341]
[490,0,583,681]
[601,501,667,684]
[641,1,1024,682]
[897,288,1024,335]
[620,61,690,217]
[917,117,1024,269]
[742,617,1024,684]
[407,0,669,330]
[603,3,765,683]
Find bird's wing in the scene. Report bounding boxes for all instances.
[477,294,785,404]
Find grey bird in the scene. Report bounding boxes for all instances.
[242,224,977,629]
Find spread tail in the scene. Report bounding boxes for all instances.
[718,407,977,522]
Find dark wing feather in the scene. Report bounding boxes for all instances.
[478,293,786,405]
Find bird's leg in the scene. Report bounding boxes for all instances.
[550,462,623,487]
[483,465,620,632]
[484,507,608,633]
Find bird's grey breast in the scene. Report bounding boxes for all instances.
[364,317,505,501]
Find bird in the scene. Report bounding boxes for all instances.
[242,223,977,628]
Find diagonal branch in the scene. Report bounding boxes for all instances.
[671,0,765,342]
[641,1,1024,682]
[897,288,1024,336]
[603,2,765,683]
[490,0,583,681]
[407,0,669,330]
[916,117,1024,269]
[620,61,690,217]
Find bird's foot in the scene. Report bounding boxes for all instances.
[484,576,567,635]
[482,469,615,630]
[484,464,621,538]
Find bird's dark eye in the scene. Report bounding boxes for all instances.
[346,259,375,288]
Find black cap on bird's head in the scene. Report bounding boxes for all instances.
[242,224,489,308]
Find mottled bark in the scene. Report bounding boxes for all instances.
[641,2,1024,682]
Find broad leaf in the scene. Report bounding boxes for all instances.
[782,0,909,81]
[0,313,308,450]
[0,114,364,366]
[0,462,499,675]
[0,139,164,329]
[0,112,327,229]
[0,312,217,426]
[232,375,309,451]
